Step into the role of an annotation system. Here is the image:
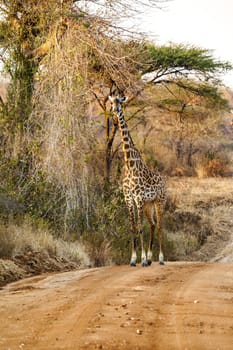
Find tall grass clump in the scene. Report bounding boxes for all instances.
[0,218,90,266]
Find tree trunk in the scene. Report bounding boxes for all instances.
[187,142,193,167]
[175,139,183,161]
[186,142,198,167]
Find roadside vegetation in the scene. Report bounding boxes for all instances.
[0,1,232,283]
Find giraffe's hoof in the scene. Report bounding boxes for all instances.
[147,260,152,266]
[130,262,137,267]
[159,261,165,266]
[142,261,148,267]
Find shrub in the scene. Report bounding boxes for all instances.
[195,152,230,178]
[83,232,113,267]
[204,159,228,177]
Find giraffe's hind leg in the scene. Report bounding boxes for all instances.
[125,197,137,266]
[155,202,165,265]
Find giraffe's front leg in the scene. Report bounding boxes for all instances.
[137,204,147,267]
[144,202,156,266]
[129,206,137,267]
[130,239,137,267]
[147,222,155,266]
[124,193,137,266]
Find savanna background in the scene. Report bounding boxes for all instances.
[0,0,233,285]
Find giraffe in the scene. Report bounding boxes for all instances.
[109,93,167,266]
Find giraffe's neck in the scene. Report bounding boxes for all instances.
[117,109,141,168]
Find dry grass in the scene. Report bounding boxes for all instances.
[167,177,233,207]
[84,233,113,267]
[0,219,90,267]
[166,177,233,261]
[195,159,231,178]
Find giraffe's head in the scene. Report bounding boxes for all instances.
[108,94,128,114]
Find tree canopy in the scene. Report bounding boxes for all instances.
[142,44,231,77]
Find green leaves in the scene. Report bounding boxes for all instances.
[143,43,232,76]
[135,42,232,111]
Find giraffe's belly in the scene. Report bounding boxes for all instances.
[143,188,163,201]
[126,172,166,203]
[130,183,164,202]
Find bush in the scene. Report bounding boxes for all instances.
[195,152,230,178]
[82,232,113,267]
[204,159,229,177]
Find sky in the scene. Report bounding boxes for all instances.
[136,0,233,87]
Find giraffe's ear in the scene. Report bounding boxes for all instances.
[120,96,128,103]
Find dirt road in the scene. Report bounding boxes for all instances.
[0,262,232,350]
